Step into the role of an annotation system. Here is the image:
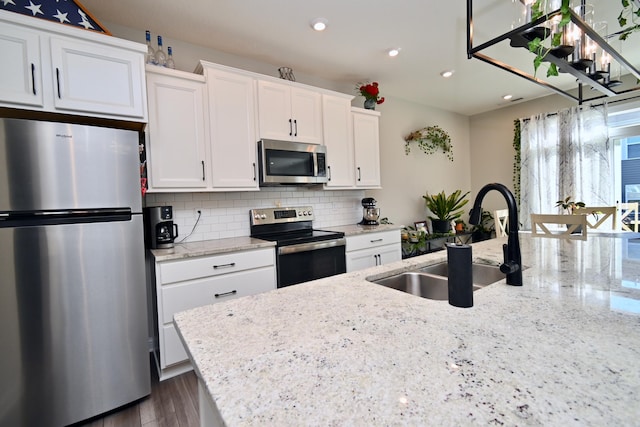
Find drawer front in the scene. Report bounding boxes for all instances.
[162,324,188,367]
[159,248,275,284]
[346,230,400,252]
[161,266,275,323]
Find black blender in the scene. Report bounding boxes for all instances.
[359,197,380,226]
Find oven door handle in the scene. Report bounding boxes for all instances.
[277,238,346,255]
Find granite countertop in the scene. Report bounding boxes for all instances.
[173,234,640,425]
[150,225,399,262]
[325,223,401,236]
[150,236,275,262]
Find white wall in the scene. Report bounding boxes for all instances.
[366,98,471,228]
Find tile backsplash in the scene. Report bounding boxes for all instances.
[144,187,366,242]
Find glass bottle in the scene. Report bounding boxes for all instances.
[154,35,167,67]
[145,30,156,65]
[166,46,175,69]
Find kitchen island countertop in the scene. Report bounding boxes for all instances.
[174,234,640,426]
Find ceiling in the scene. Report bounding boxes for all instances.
[80,0,640,116]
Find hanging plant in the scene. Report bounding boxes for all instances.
[404,125,453,162]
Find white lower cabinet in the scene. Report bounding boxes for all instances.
[345,230,401,272]
[153,247,276,380]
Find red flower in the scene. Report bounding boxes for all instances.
[356,81,384,103]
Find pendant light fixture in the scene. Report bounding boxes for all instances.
[466,0,640,104]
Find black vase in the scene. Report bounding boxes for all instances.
[431,219,451,233]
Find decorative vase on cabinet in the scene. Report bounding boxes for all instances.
[364,98,376,110]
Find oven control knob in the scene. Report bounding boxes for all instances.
[253,213,261,220]
[260,214,267,219]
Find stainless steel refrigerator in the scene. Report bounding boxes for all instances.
[0,118,150,426]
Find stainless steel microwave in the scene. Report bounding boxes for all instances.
[257,139,328,186]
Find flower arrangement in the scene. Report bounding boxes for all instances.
[356,81,385,104]
[404,125,453,161]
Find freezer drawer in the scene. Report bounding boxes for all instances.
[0,215,149,427]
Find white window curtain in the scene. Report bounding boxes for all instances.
[519,104,612,229]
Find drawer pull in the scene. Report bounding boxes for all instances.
[213,262,236,269]
[214,290,237,298]
[370,238,383,243]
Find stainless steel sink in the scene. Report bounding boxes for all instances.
[370,262,505,300]
[373,272,485,300]
[418,262,506,286]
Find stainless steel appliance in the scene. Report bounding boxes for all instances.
[359,197,380,225]
[0,118,150,427]
[250,206,345,287]
[257,139,328,186]
[144,206,178,249]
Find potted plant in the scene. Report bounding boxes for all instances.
[555,196,585,214]
[555,196,599,233]
[471,209,495,242]
[423,190,469,233]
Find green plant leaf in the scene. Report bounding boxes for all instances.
[547,63,559,77]
[552,32,562,47]
[622,0,630,8]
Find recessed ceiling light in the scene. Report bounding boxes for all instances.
[387,48,400,57]
[310,18,328,31]
[502,94,514,100]
[440,70,455,78]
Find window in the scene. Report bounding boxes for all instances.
[610,103,640,204]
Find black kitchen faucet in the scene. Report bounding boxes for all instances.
[469,183,523,286]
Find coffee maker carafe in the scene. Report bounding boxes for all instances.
[144,206,179,249]
[359,197,380,226]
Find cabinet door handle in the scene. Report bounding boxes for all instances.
[55,68,61,98]
[253,162,256,181]
[293,119,297,137]
[289,118,293,136]
[201,161,205,181]
[31,63,36,95]
[357,167,362,181]
[327,166,331,181]
[213,262,236,269]
[214,290,237,298]
[370,238,383,243]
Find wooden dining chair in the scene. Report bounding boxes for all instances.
[530,213,588,240]
[494,209,509,237]
[576,206,617,230]
[618,202,639,232]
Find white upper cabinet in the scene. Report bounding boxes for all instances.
[0,21,43,107]
[204,65,259,190]
[50,37,146,119]
[257,80,323,144]
[352,108,381,188]
[0,10,147,122]
[146,67,208,190]
[322,94,355,188]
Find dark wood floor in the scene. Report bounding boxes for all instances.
[79,365,199,427]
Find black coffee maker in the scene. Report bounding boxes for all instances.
[358,197,380,226]
[144,206,179,249]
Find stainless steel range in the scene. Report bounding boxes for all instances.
[250,206,346,287]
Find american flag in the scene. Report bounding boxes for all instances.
[0,0,109,34]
